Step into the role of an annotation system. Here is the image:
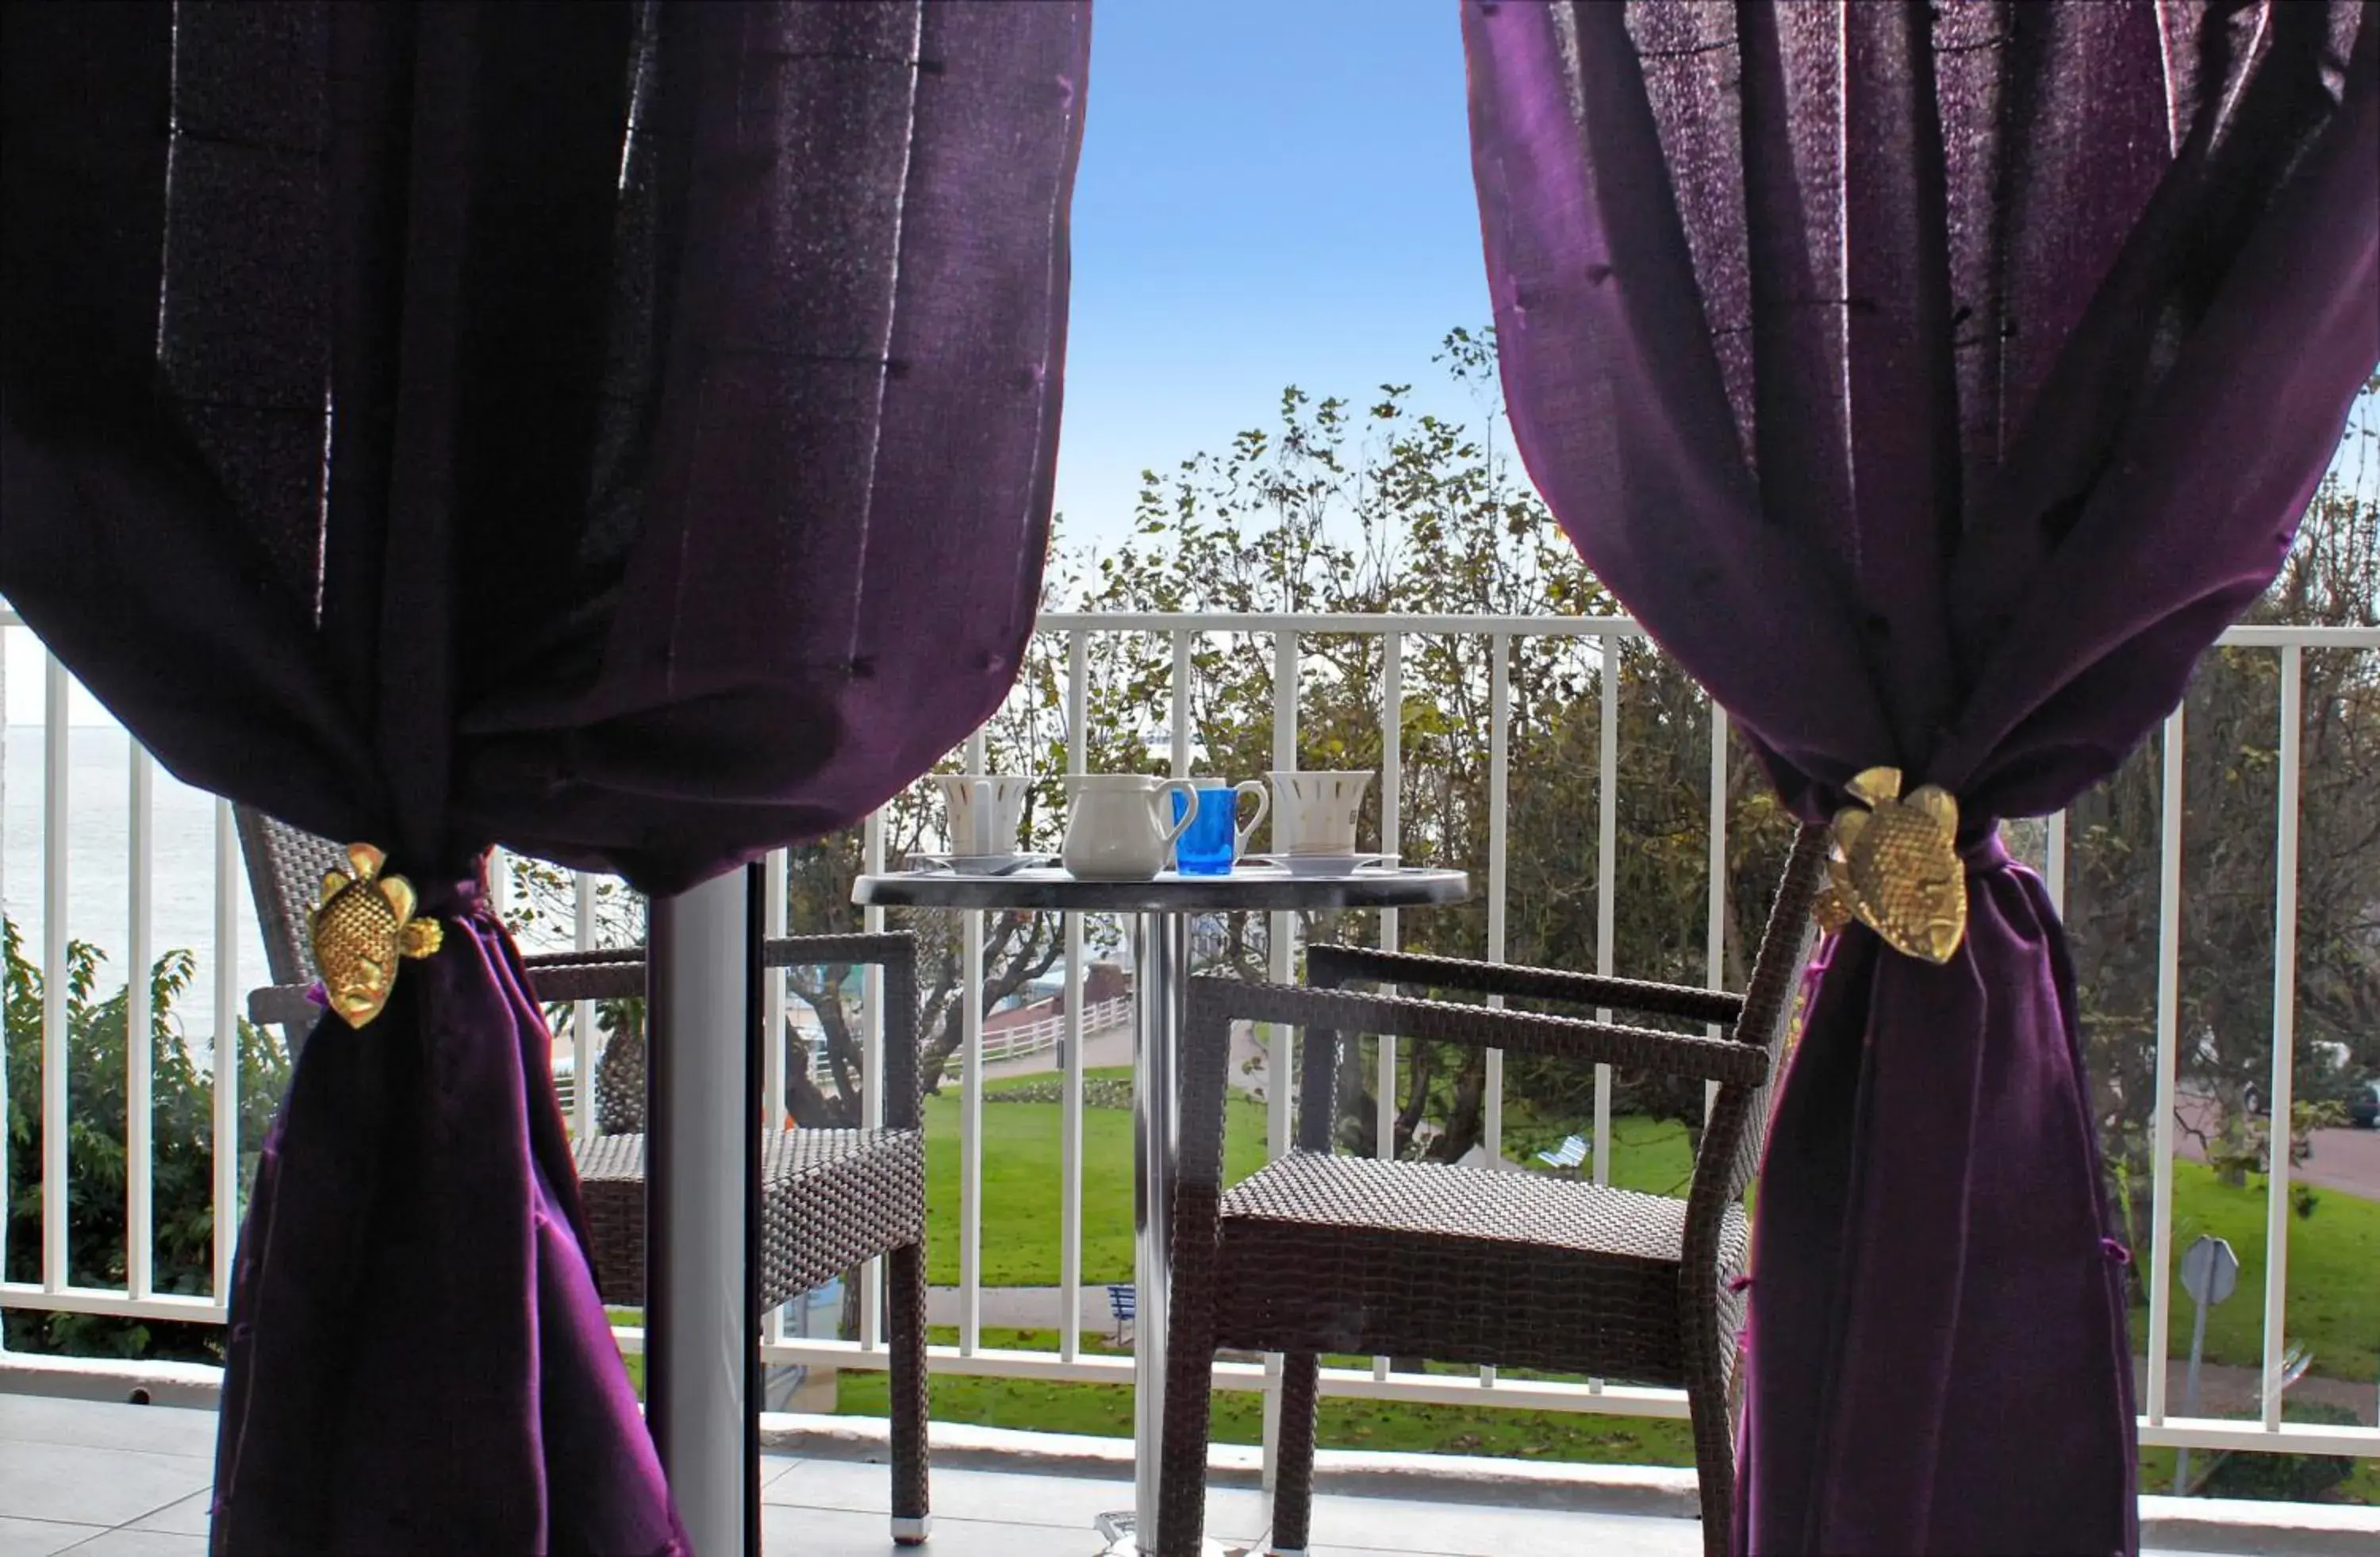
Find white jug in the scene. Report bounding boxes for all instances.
[1061,775,1200,881]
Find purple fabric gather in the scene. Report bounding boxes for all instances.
[1461,2,2378,1550]
[0,2,1092,1548]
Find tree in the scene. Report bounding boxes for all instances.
[3,917,290,1359]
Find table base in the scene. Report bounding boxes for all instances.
[1093,1509,1261,1555]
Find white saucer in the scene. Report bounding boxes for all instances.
[1245,852,1393,877]
[903,852,1038,875]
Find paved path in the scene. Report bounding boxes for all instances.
[928,1284,1124,1337]
[981,1017,1276,1091]
[2173,1091,2380,1199]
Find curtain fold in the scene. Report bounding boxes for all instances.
[1463,2,2376,1551]
[1,2,1089,1549]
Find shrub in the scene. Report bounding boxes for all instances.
[2195,1398,2362,1501]
[3,917,289,1360]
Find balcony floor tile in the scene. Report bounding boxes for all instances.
[0,1394,2308,1555]
[0,1517,111,1557]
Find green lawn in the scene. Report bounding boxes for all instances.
[836,1327,1700,1468]
[922,1071,1701,1286]
[2139,1159,2380,1382]
[920,1069,1270,1286]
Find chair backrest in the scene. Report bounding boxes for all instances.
[1722,821,1830,1202]
[233,805,347,987]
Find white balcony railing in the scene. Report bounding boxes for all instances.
[3,605,2377,1477]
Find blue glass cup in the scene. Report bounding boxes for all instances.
[1170,780,1271,875]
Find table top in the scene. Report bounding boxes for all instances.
[852,863,1470,914]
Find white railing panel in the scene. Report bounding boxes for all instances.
[3,609,2374,1481]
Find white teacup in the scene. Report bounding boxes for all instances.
[932,773,1033,859]
[1062,774,1200,880]
[1269,770,1372,858]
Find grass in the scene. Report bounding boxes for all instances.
[921,1069,1702,1286]
[920,1068,1269,1286]
[2136,1159,2380,1382]
[835,1327,1699,1468]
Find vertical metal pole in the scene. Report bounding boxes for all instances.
[762,850,789,1356]
[1706,704,1729,1121]
[1484,634,1510,1165]
[1062,630,1090,1363]
[2044,810,2068,919]
[1594,634,1618,1188]
[1375,632,1403,1385]
[1482,634,1510,1390]
[573,871,597,1141]
[2259,644,2302,1428]
[1269,631,1297,1152]
[2144,709,2186,1424]
[42,655,69,1292]
[212,800,240,1301]
[1264,630,1297,1470]
[960,728,988,1354]
[647,867,758,1557]
[2174,1296,2210,1493]
[1130,912,1186,1548]
[128,749,155,1301]
[861,809,888,1353]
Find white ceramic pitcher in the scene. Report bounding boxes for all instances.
[1061,775,1200,880]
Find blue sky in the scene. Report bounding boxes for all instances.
[1050,0,1493,550]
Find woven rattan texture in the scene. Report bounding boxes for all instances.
[1307,944,1747,1028]
[235,809,344,988]
[571,1128,924,1311]
[1212,1154,1748,1382]
[1151,822,1831,1557]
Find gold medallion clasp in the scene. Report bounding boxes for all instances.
[310,843,444,1028]
[1825,767,1967,964]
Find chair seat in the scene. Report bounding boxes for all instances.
[572,1128,925,1311]
[1211,1153,1747,1386]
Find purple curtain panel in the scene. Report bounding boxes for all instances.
[1463,2,2376,1551]
[0,2,1089,1551]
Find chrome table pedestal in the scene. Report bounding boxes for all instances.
[854,865,1469,1554]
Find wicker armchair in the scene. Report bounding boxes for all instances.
[234,807,934,1544]
[1156,822,1828,1557]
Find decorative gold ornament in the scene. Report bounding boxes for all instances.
[1813,881,1856,938]
[311,843,443,1028]
[1825,767,1967,965]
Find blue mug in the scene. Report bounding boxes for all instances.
[1170,781,1271,875]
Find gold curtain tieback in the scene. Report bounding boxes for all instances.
[312,843,445,1028]
[1816,767,1967,965]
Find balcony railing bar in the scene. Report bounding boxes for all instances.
[2,606,2375,1467]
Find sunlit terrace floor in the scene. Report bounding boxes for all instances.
[2,1391,2374,1556]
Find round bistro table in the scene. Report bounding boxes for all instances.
[852,863,1471,1555]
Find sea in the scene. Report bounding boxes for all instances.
[2,725,271,1051]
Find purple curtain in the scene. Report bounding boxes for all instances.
[2,2,1088,1550]
[1463,2,2375,1552]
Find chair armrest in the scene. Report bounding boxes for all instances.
[248,983,321,1031]
[1306,944,1745,1028]
[1195,973,1765,1089]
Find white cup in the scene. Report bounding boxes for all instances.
[1269,770,1372,858]
[1061,774,1200,881]
[932,773,1033,859]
